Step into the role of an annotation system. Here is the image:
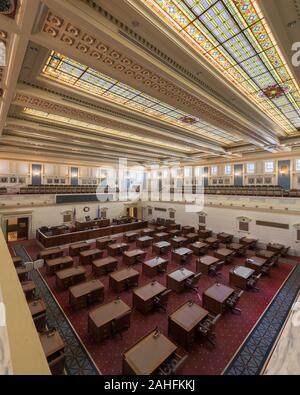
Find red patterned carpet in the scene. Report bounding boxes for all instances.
[20,238,294,375]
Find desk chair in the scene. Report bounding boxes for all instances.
[197,313,221,347]
[209,260,224,277]
[158,353,188,375]
[125,277,139,290]
[111,310,131,339]
[226,290,243,314]
[247,273,261,291]
[185,272,201,292]
[157,264,166,275]
[280,246,290,257]
[153,289,172,313]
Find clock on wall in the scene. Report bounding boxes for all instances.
[83,206,90,212]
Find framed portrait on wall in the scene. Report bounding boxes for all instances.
[9,177,17,183]
[0,177,8,183]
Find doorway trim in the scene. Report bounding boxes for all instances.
[0,210,33,240]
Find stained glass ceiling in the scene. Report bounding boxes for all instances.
[41,51,241,145]
[143,0,300,134]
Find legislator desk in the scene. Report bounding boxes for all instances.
[141,228,155,237]
[168,301,209,349]
[198,229,212,240]
[170,236,187,249]
[21,280,36,300]
[172,247,193,265]
[109,267,140,293]
[152,241,171,255]
[182,225,195,235]
[168,229,181,237]
[122,329,178,375]
[75,218,110,231]
[228,243,246,255]
[79,248,103,265]
[16,266,30,282]
[214,248,235,263]
[69,241,90,257]
[267,243,285,254]
[96,236,115,250]
[46,256,73,275]
[39,329,65,375]
[28,298,46,331]
[256,249,275,262]
[154,232,170,242]
[142,257,168,277]
[123,249,146,266]
[136,236,153,248]
[202,283,234,315]
[39,248,64,260]
[69,279,104,310]
[55,266,86,290]
[92,256,118,276]
[245,256,267,273]
[191,241,208,256]
[88,299,131,342]
[186,233,199,244]
[239,237,257,249]
[12,255,23,267]
[205,236,220,249]
[167,268,194,293]
[108,242,129,256]
[37,220,148,248]
[196,255,220,275]
[132,281,166,314]
[155,225,167,232]
[217,232,233,244]
[229,266,255,290]
[124,232,139,243]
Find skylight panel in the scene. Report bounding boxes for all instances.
[223,32,256,63]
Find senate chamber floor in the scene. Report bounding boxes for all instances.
[0,0,300,378]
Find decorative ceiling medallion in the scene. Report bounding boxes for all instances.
[179,116,198,124]
[261,85,289,99]
[0,0,18,19]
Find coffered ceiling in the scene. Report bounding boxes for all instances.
[0,0,299,166]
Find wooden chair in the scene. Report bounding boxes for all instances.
[153,289,172,313]
[226,290,243,314]
[185,272,201,292]
[246,273,261,291]
[197,313,221,347]
[209,260,224,277]
[111,310,131,339]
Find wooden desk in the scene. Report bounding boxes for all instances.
[124,232,138,243]
[46,256,73,275]
[168,301,209,349]
[28,298,46,331]
[228,243,246,255]
[133,281,166,314]
[217,232,233,244]
[256,249,275,261]
[39,248,64,260]
[205,237,220,249]
[172,247,193,265]
[55,266,86,290]
[167,268,194,293]
[69,242,90,257]
[191,242,208,256]
[92,256,118,276]
[108,242,129,256]
[196,255,220,275]
[88,299,131,342]
[171,236,188,249]
[69,279,104,310]
[136,236,153,248]
[202,283,234,314]
[214,248,235,263]
[21,280,36,300]
[122,329,178,375]
[142,257,168,277]
[156,226,167,232]
[96,236,115,250]
[152,241,171,255]
[109,267,140,293]
[198,229,212,239]
[245,256,267,273]
[267,243,285,253]
[154,232,170,242]
[12,256,23,267]
[79,248,103,265]
[182,225,195,235]
[123,249,146,266]
[39,330,65,375]
[229,266,255,290]
[141,228,155,237]
[239,237,257,249]
[16,266,30,282]
[186,233,199,244]
[168,229,181,237]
